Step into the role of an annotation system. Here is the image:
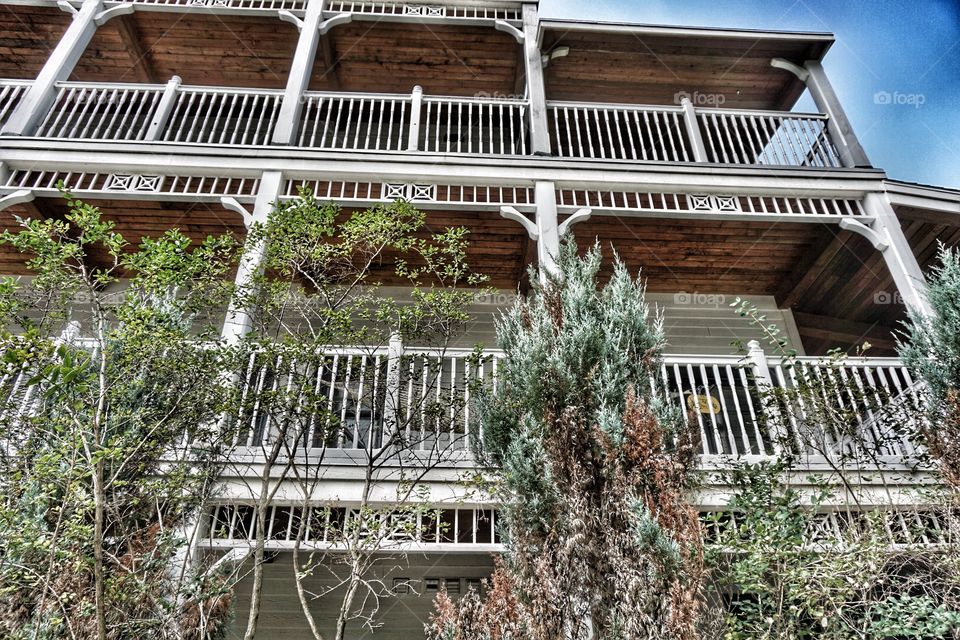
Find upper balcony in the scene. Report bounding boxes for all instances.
[0,78,843,167]
[0,0,864,172]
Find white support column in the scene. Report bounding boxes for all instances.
[521,3,550,155]
[803,61,870,168]
[383,332,403,439]
[501,184,589,282]
[272,0,326,145]
[680,96,708,162]
[407,85,423,151]
[534,180,560,278]
[145,75,181,141]
[2,0,104,136]
[746,340,788,454]
[220,170,284,343]
[861,191,933,317]
[771,58,870,168]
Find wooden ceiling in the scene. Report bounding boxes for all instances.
[309,22,521,96]
[77,11,299,87]
[1,6,521,95]
[0,199,527,287]
[3,7,829,104]
[353,208,529,289]
[2,198,955,357]
[541,23,832,110]
[775,207,960,355]
[0,4,70,79]
[573,217,824,294]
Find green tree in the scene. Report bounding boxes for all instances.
[901,243,960,488]
[228,190,489,640]
[429,240,704,640]
[0,190,241,639]
[706,295,960,639]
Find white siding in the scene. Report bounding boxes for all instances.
[227,552,496,639]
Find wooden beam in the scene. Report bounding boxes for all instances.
[317,31,342,91]
[115,14,157,84]
[895,206,960,227]
[775,227,853,309]
[517,229,536,296]
[792,310,898,352]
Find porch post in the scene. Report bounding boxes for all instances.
[2,0,106,136]
[383,332,403,441]
[144,75,182,141]
[680,96,708,162]
[861,191,933,317]
[747,340,789,454]
[534,180,560,278]
[803,61,871,168]
[771,58,870,168]
[521,3,550,155]
[406,85,423,151]
[220,170,284,343]
[271,0,326,145]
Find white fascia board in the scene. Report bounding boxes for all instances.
[537,19,834,54]
[884,179,960,215]
[0,141,889,197]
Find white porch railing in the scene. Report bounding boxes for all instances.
[104,0,308,10]
[35,82,166,141]
[0,80,31,129]
[420,95,529,155]
[226,346,921,463]
[162,85,284,145]
[548,102,691,162]
[204,503,501,549]
[696,108,841,168]
[659,354,921,460]
[297,91,411,151]
[0,336,921,463]
[10,78,849,168]
[232,348,496,453]
[547,100,842,168]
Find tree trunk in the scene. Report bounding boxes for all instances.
[92,458,107,640]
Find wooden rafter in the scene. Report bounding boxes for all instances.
[792,310,898,352]
[775,227,853,309]
[895,206,960,227]
[114,14,157,84]
[516,229,536,295]
[316,31,341,91]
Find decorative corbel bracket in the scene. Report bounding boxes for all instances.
[0,189,35,213]
[319,12,351,35]
[494,20,524,44]
[94,3,134,26]
[220,196,255,229]
[57,0,78,16]
[838,218,889,252]
[558,207,591,236]
[500,206,538,240]
[770,57,810,83]
[278,10,304,31]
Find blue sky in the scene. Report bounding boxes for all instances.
[540,0,960,189]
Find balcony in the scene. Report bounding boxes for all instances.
[217,346,922,466]
[1,343,921,466]
[0,78,844,169]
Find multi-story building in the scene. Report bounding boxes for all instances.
[1,0,958,637]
